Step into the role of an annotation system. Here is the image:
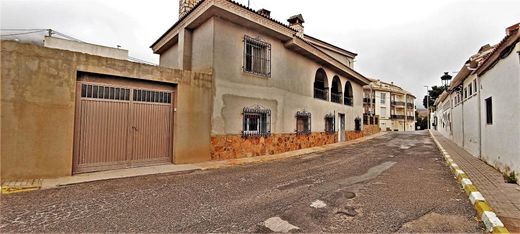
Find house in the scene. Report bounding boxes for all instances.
[363,80,416,131]
[1,0,379,180]
[433,23,520,181]
[152,0,378,161]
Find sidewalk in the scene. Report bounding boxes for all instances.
[2,132,386,194]
[432,131,520,232]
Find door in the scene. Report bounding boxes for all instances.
[339,114,346,142]
[73,73,175,174]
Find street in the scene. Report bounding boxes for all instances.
[0,132,483,233]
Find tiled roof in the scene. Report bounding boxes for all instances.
[152,0,356,56]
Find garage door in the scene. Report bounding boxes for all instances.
[73,73,175,174]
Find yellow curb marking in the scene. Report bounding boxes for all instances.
[492,226,510,234]
[475,201,493,217]
[464,184,478,195]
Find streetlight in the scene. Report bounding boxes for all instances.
[424,85,430,130]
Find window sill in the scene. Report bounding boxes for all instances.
[242,71,271,79]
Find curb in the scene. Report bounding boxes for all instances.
[429,130,509,233]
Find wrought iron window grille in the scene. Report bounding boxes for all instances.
[242,105,271,138]
[295,110,312,135]
[243,35,272,77]
[324,113,335,134]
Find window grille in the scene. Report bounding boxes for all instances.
[296,111,312,135]
[244,36,271,77]
[133,89,172,104]
[242,105,271,137]
[324,114,335,134]
[81,84,130,101]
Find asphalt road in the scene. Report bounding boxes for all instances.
[0,131,483,233]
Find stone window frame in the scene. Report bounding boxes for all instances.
[295,111,312,135]
[324,113,335,134]
[242,105,271,137]
[243,35,272,77]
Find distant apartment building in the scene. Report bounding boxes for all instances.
[433,23,519,181]
[363,80,416,131]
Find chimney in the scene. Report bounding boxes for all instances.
[287,14,305,38]
[179,0,200,19]
[257,9,271,18]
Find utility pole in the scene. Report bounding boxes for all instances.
[425,86,430,130]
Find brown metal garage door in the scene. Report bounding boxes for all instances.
[73,73,175,174]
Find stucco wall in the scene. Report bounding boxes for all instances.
[1,41,213,179]
[462,75,480,156]
[210,17,364,135]
[159,43,179,69]
[44,36,129,60]
[451,96,464,146]
[479,42,520,176]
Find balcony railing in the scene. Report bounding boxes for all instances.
[407,116,415,121]
[314,88,328,101]
[331,93,341,103]
[344,96,353,106]
[391,101,405,106]
[391,115,406,120]
[407,103,414,109]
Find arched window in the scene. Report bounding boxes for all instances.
[331,76,342,104]
[344,81,353,106]
[313,68,329,101]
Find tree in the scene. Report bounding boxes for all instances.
[423,85,445,110]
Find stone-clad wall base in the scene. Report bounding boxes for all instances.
[346,125,381,141]
[211,132,337,161]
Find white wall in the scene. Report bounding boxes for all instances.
[462,75,481,156]
[479,42,520,176]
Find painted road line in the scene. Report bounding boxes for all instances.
[428,130,509,234]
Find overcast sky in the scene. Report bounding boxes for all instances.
[2,0,519,106]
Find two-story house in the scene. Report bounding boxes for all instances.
[152,0,374,161]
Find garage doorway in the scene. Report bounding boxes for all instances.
[73,73,175,174]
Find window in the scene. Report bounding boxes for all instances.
[296,111,311,135]
[464,88,468,99]
[314,68,329,100]
[485,97,493,124]
[473,80,478,94]
[344,81,353,106]
[469,84,473,96]
[380,93,386,104]
[324,114,335,133]
[244,36,271,76]
[242,105,271,137]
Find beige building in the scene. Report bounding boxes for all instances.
[1,0,380,180]
[363,80,416,131]
[152,0,378,160]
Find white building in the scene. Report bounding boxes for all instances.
[364,80,416,131]
[433,23,520,181]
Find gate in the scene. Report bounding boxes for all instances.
[73,74,175,174]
